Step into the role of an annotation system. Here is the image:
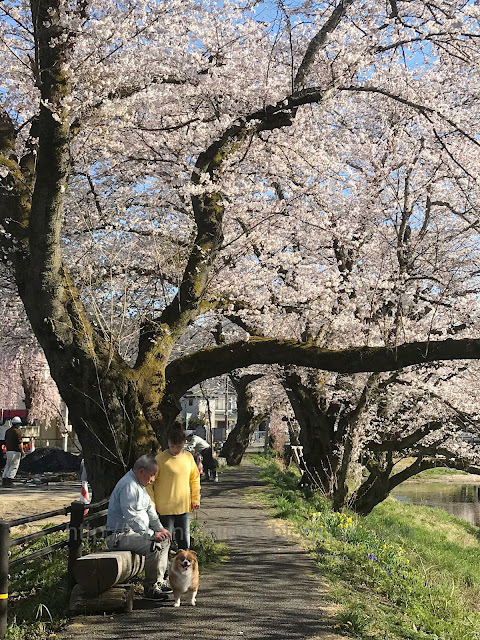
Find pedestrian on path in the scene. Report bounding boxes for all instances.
[105,454,173,601]
[147,426,200,550]
[2,417,24,487]
[185,430,218,482]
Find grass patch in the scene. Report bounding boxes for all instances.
[7,527,69,640]
[190,518,229,568]
[5,519,227,639]
[251,455,480,640]
[410,468,470,480]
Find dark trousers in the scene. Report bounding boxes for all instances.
[201,447,217,478]
[161,513,190,550]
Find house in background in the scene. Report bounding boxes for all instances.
[180,376,238,443]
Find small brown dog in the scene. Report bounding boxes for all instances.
[168,549,199,607]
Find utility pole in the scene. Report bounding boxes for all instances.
[264,417,270,454]
[224,376,229,437]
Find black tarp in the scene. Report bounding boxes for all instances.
[19,447,81,473]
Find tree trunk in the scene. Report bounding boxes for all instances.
[331,423,355,512]
[282,372,340,495]
[287,419,301,446]
[221,375,265,466]
[349,453,405,515]
[43,351,162,499]
[348,469,392,515]
[20,369,35,419]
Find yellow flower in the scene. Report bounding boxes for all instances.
[405,559,410,565]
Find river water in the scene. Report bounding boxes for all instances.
[391,482,480,527]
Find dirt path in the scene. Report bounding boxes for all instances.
[62,465,349,640]
[0,481,81,527]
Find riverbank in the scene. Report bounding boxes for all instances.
[406,473,480,484]
[251,454,480,640]
[391,460,480,483]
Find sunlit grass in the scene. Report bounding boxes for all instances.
[251,454,480,640]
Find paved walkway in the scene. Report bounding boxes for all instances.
[63,464,347,640]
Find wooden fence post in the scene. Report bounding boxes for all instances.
[0,521,10,639]
[67,502,85,592]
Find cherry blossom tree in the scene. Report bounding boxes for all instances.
[349,362,480,514]
[0,281,62,423]
[216,83,480,508]
[0,349,62,424]
[1,0,480,497]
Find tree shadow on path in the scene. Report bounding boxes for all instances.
[64,464,348,640]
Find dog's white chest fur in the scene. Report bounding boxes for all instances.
[171,567,193,593]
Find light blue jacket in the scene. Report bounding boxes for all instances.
[106,469,162,536]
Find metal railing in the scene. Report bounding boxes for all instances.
[0,496,110,638]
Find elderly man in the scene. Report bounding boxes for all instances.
[106,454,172,600]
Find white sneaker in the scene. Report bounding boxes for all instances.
[144,585,169,601]
[159,579,173,594]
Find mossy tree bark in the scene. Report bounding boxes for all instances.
[220,374,267,466]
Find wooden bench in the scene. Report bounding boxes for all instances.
[69,551,145,614]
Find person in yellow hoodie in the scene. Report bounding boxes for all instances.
[147,426,200,550]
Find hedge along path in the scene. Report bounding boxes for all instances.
[64,464,349,640]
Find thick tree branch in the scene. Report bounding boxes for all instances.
[388,455,480,491]
[8,2,109,362]
[340,85,480,149]
[366,421,444,452]
[387,457,431,490]
[0,111,26,259]
[165,336,480,401]
[343,373,381,429]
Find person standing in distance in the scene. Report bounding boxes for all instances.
[106,454,173,600]
[2,417,24,488]
[185,430,218,482]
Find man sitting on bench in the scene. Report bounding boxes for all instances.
[106,454,172,601]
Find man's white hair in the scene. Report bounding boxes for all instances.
[133,454,158,472]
